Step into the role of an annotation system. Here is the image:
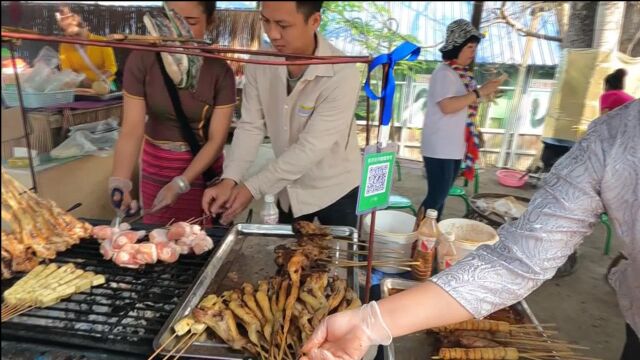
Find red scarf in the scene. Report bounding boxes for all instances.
[445,60,480,181]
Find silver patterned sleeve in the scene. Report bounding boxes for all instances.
[431,125,608,318]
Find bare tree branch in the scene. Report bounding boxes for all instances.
[420,41,444,49]
[497,1,563,42]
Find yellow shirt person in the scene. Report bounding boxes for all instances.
[59,33,117,84]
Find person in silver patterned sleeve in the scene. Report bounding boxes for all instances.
[300,100,640,360]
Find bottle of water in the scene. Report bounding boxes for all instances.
[261,194,279,225]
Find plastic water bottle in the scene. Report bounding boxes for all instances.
[261,194,279,225]
[411,209,439,281]
[437,231,458,272]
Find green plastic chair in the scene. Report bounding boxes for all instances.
[386,194,417,215]
[462,163,481,195]
[395,159,402,182]
[601,213,612,256]
[447,185,472,216]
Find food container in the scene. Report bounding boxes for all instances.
[2,85,75,108]
[361,210,417,273]
[438,219,499,262]
[380,278,544,360]
[496,169,528,188]
[153,224,360,359]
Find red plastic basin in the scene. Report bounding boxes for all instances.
[496,169,528,188]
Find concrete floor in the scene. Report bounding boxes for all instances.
[235,145,626,360]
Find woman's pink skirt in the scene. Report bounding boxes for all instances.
[140,140,222,226]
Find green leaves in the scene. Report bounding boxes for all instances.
[320,1,424,77]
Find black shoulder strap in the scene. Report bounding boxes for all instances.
[156,52,216,183]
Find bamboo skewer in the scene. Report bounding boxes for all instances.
[174,332,200,359]
[498,338,589,350]
[511,323,557,327]
[147,332,178,360]
[161,333,192,360]
[512,329,559,335]
[3,305,35,321]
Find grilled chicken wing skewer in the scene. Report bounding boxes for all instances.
[256,280,274,342]
[222,290,268,354]
[242,283,266,326]
[193,298,258,354]
[279,253,307,360]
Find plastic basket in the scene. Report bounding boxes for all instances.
[2,86,75,108]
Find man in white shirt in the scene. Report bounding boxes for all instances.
[201,1,362,227]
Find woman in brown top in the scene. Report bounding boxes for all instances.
[110,1,236,224]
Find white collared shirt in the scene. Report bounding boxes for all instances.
[223,34,362,217]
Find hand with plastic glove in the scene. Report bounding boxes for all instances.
[151,175,191,213]
[108,176,139,216]
[301,301,392,360]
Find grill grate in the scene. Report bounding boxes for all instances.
[1,221,228,357]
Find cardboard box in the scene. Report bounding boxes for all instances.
[1,107,27,142]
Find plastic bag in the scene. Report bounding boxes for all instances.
[21,46,85,92]
[69,117,119,134]
[33,46,60,69]
[21,62,54,92]
[51,117,120,158]
[44,69,85,92]
[493,197,527,218]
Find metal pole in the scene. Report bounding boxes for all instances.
[364,210,376,304]
[504,11,541,169]
[8,40,38,193]
[365,63,390,304]
[365,95,371,146]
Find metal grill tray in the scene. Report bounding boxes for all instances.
[380,278,544,360]
[1,220,228,357]
[154,223,360,359]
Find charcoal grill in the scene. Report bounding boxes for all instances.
[1,220,228,358]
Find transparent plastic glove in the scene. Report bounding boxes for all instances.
[301,301,392,360]
[151,176,190,213]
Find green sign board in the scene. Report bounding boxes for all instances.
[356,150,396,215]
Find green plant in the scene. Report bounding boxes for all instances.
[321,1,426,78]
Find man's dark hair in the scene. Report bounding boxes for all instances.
[441,35,481,61]
[296,1,323,21]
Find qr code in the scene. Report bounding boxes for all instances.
[365,163,389,196]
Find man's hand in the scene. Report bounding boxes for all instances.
[220,184,254,225]
[202,179,236,217]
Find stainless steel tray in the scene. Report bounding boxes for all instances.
[380,278,543,360]
[153,223,360,359]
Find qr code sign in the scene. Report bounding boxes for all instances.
[365,163,390,196]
